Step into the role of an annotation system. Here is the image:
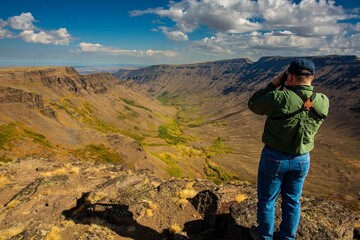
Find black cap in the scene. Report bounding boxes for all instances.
[287,58,315,76]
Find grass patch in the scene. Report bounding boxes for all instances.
[0,123,19,149]
[53,99,122,134]
[120,98,152,112]
[73,144,124,163]
[204,160,240,184]
[0,226,25,240]
[44,226,62,240]
[0,155,13,163]
[157,91,180,106]
[158,123,187,145]
[175,109,204,128]
[176,145,204,158]
[0,122,52,153]
[24,129,52,148]
[202,137,232,158]
[0,175,10,188]
[154,152,183,178]
[117,106,139,120]
[54,99,146,142]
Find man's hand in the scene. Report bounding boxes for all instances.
[272,72,287,88]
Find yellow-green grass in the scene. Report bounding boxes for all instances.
[120,97,152,112]
[204,159,240,184]
[0,122,52,162]
[153,152,183,178]
[73,144,124,163]
[202,137,232,158]
[158,123,188,145]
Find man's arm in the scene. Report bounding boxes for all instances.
[248,73,284,115]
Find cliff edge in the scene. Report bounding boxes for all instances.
[0,157,359,240]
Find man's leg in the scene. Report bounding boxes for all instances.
[279,153,310,240]
[257,147,284,239]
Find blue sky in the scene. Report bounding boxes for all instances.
[0,0,359,66]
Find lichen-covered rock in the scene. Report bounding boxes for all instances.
[0,157,359,240]
[230,195,358,240]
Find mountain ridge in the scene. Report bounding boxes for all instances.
[115,54,360,134]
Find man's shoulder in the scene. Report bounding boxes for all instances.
[314,92,329,103]
[313,92,330,115]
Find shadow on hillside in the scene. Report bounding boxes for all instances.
[62,199,165,240]
[62,200,253,240]
[180,213,252,240]
[62,191,255,240]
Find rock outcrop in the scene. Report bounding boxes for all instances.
[0,157,358,239]
[0,86,57,119]
[0,67,114,95]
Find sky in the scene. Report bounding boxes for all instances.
[0,0,359,66]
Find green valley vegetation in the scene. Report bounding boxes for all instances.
[52,98,145,142]
[0,123,19,150]
[120,97,152,112]
[157,91,180,106]
[158,123,188,145]
[23,129,52,148]
[51,98,121,134]
[73,144,124,163]
[152,152,183,178]
[204,159,240,184]
[0,122,52,162]
[155,91,238,183]
[202,137,232,158]
[0,122,52,149]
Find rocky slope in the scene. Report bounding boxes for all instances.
[0,157,359,240]
[0,66,177,175]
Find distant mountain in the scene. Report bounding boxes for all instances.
[115,55,360,135]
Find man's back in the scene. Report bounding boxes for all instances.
[248,83,329,154]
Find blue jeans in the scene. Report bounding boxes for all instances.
[257,146,310,240]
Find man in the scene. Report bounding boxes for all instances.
[248,58,329,240]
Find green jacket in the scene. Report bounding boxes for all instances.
[248,83,329,154]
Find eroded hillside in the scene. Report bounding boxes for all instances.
[0,67,180,176]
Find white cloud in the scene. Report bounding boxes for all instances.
[159,27,188,41]
[0,19,13,38]
[0,19,7,28]
[132,0,354,37]
[77,42,178,57]
[0,28,13,39]
[131,0,360,59]
[354,23,360,32]
[130,0,261,33]
[1,12,71,45]
[8,12,36,30]
[189,30,360,60]
[19,28,71,45]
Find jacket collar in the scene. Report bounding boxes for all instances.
[292,85,314,91]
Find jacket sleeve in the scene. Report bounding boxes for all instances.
[248,83,277,115]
